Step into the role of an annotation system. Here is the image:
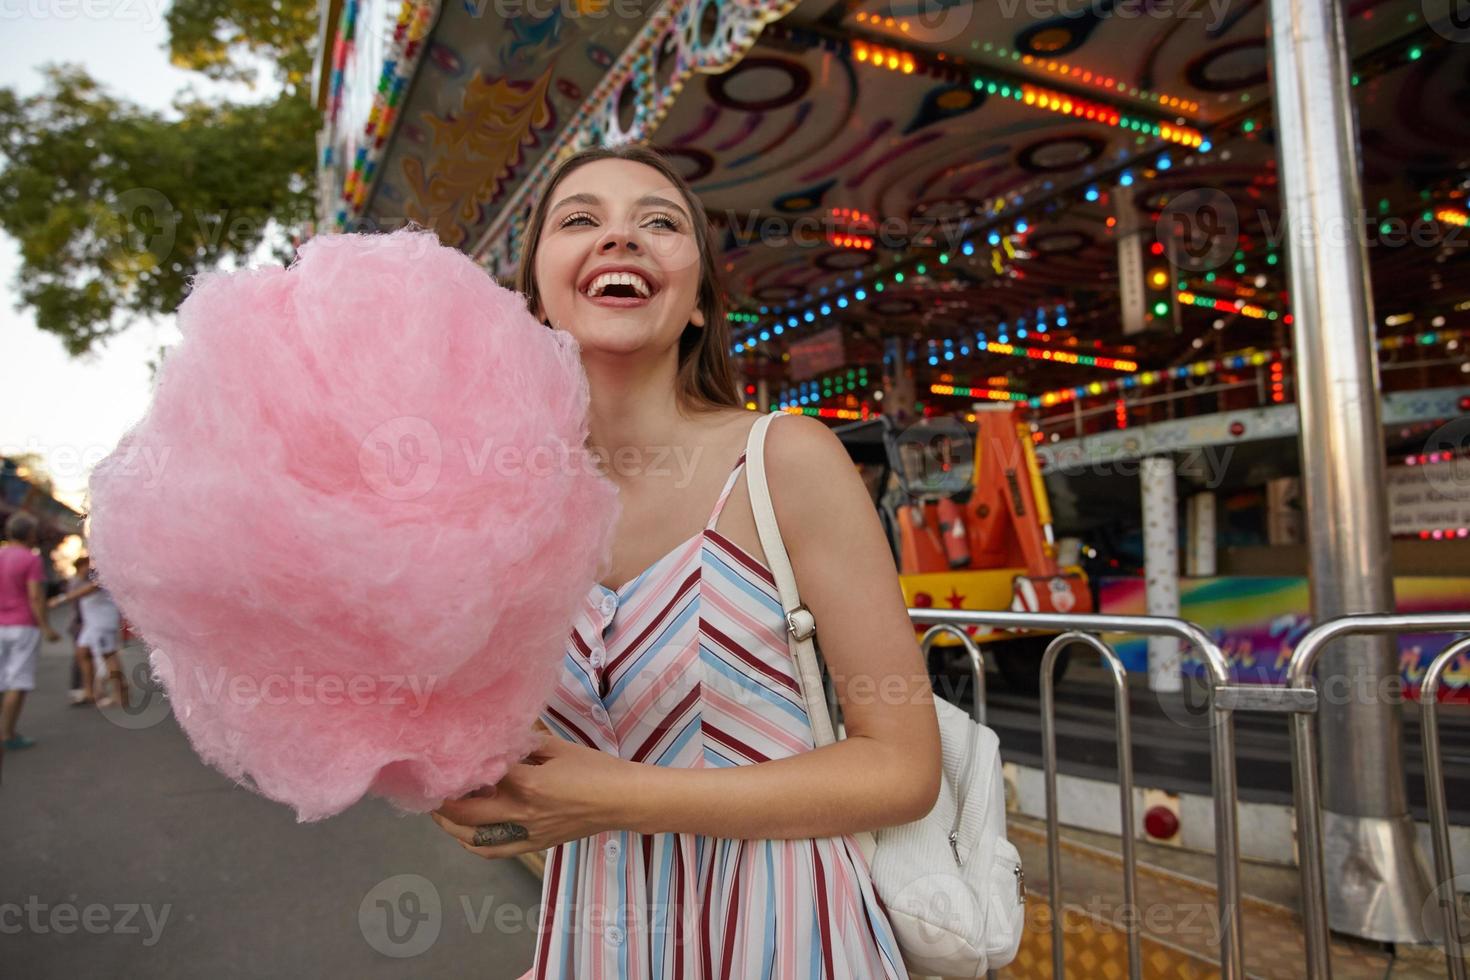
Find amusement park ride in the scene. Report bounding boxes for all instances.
[838,406,1092,690]
[313,0,1470,972]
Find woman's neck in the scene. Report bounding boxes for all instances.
[582,353,687,458]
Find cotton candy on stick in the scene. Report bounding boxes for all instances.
[87,230,618,822]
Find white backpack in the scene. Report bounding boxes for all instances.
[744,412,1025,977]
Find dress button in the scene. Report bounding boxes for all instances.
[604,839,621,862]
[605,924,625,947]
[592,704,608,724]
[599,593,617,619]
[590,650,603,668]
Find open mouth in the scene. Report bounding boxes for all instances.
[581,269,658,301]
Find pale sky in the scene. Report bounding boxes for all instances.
[0,7,274,511]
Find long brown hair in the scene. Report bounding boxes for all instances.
[515,144,741,413]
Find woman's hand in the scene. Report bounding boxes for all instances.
[429,724,635,859]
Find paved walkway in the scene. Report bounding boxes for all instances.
[1,634,542,978]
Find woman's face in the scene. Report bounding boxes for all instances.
[533,158,705,360]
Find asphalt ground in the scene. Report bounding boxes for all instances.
[0,633,543,979]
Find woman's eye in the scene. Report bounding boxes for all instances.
[644,213,680,231]
[559,211,596,228]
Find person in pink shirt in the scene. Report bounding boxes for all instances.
[0,512,60,751]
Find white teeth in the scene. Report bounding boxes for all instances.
[585,271,652,298]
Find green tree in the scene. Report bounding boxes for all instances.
[0,0,318,356]
[166,0,318,93]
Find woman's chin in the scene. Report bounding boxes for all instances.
[561,310,671,350]
[563,323,662,359]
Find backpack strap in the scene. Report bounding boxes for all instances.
[744,414,881,867]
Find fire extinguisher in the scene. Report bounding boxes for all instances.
[937,497,971,569]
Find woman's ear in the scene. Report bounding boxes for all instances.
[689,307,706,328]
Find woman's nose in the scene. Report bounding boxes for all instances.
[598,230,640,253]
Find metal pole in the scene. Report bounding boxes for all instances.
[1040,639,1067,980]
[1288,694,1334,979]
[1265,0,1432,942]
[1185,492,1217,577]
[1140,457,1183,692]
[884,336,915,423]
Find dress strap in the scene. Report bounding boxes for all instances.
[704,450,748,531]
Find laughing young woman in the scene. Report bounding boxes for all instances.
[430,144,941,979]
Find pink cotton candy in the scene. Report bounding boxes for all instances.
[87,229,618,822]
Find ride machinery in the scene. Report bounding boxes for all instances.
[840,405,1090,689]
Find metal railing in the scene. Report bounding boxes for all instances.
[1279,614,1470,980]
[1423,635,1470,980]
[1042,631,1140,980]
[907,608,1246,980]
[918,623,989,725]
[1035,356,1464,441]
[908,608,1470,979]
[915,625,998,980]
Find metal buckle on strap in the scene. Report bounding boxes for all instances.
[786,604,816,642]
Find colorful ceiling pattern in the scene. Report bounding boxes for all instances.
[320,0,1470,426]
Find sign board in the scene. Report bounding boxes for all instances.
[1387,460,1470,534]
[787,326,845,380]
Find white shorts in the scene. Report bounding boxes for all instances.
[0,625,42,691]
[78,622,121,657]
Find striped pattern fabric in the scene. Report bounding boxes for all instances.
[525,446,907,980]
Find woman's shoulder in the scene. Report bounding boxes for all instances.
[764,411,850,469]
[698,408,848,469]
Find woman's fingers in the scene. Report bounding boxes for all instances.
[430,810,481,845]
[455,838,503,859]
[434,794,505,827]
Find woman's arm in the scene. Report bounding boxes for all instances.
[620,414,942,839]
[432,416,942,856]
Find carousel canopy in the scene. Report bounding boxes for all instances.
[316,0,1470,431]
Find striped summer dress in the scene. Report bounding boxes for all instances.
[526,441,907,980]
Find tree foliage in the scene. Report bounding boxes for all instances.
[0,0,318,355]
[166,0,318,96]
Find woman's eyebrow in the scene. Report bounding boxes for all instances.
[550,191,600,212]
[550,191,690,224]
[636,194,691,223]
